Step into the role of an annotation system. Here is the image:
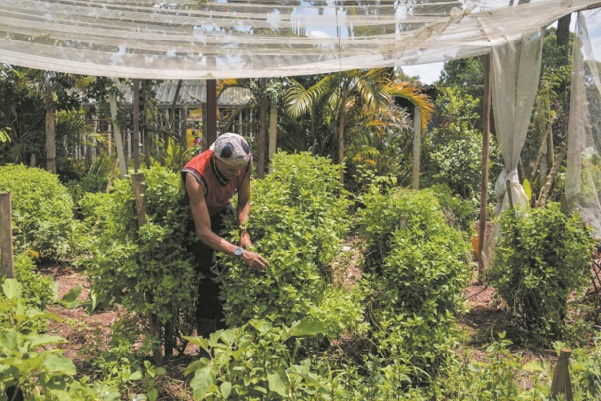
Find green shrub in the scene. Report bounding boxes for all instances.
[184,319,344,400]
[0,164,74,259]
[84,166,196,344]
[0,279,120,400]
[0,253,53,310]
[65,173,108,207]
[489,203,594,341]
[430,183,477,237]
[357,187,471,378]
[221,153,359,335]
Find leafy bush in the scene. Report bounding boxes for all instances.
[221,152,359,336]
[430,183,477,237]
[0,164,74,260]
[0,253,54,311]
[489,203,594,340]
[65,173,108,207]
[357,187,471,378]
[84,166,196,345]
[0,279,120,400]
[184,319,345,400]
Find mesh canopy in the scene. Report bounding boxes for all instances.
[566,10,601,238]
[0,0,599,79]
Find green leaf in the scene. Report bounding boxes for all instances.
[183,336,209,350]
[288,319,326,337]
[25,334,67,349]
[147,387,158,401]
[42,353,77,375]
[267,368,289,397]
[220,381,232,399]
[2,279,22,300]
[59,286,82,309]
[129,370,143,381]
[522,360,548,372]
[190,365,216,400]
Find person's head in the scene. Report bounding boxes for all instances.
[210,133,251,179]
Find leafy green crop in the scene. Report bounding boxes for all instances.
[0,164,74,260]
[221,152,361,337]
[83,166,197,348]
[489,203,593,341]
[358,187,471,378]
[0,279,120,401]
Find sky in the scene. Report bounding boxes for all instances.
[401,61,444,85]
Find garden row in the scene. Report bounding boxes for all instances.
[0,152,598,400]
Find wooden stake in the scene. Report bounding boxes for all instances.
[131,173,162,364]
[133,79,141,172]
[412,107,422,190]
[478,54,491,278]
[551,349,573,401]
[0,192,14,279]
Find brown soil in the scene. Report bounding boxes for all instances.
[39,239,572,398]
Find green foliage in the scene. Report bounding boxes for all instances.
[0,164,74,260]
[84,166,196,343]
[489,204,594,341]
[423,86,502,203]
[0,279,120,401]
[0,253,54,311]
[429,183,477,237]
[431,332,549,401]
[222,152,359,335]
[357,187,471,378]
[65,173,108,207]
[184,319,345,400]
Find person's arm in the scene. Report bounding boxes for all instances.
[186,173,268,270]
[237,172,252,249]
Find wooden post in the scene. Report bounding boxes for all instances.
[131,173,163,364]
[0,192,14,279]
[478,54,491,278]
[268,103,278,172]
[206,57,217,150]
[551,349,573,401]
[109,90,128,177]
[133,79,141,173]
[257,78,268,178]
[131,173,147,227]
[412,108,422,190]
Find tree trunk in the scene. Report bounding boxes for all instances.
[557,15,571,65]
[338,80,349,183]
[257,78,268,178]
[133,79,141,172]
[268,103,278,172]
[44,80,56,174]
[171,79,183,145]
[538,143,567,208]
[109,90,128,177]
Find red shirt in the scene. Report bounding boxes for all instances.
[182,150,251,216]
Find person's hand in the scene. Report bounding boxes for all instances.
[240,249,268,271]
[240,230,252,249]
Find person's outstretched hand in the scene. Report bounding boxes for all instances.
[240,249,268,271]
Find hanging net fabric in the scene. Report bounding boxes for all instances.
[0,0,600,79]
[566,10,601,239]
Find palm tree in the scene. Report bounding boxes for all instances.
[285,68,434,182]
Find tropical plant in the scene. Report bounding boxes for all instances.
[284,68,434,182]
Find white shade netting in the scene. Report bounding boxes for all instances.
[566,10,601,239]
[0,0,600,80]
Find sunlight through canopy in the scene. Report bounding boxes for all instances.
[0,0,599,79]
